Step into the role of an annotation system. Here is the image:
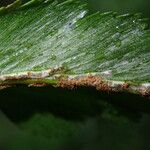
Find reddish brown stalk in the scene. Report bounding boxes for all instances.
[58,75,121,92]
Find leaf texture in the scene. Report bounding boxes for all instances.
[0,0,150,95]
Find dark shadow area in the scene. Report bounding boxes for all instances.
[0,86,149,123]
[0,86,103,122]
[0,0,15,6]
[107,92,150,113]
[97,91,150,121]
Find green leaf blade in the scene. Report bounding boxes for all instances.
[0,0,149,96]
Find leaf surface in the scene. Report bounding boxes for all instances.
[0,0,150,96]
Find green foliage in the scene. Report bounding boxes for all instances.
[0,0,149,82]
[0,0,150,149]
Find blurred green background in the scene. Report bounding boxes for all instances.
[0,0,150,18]
[87,0,150,18]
